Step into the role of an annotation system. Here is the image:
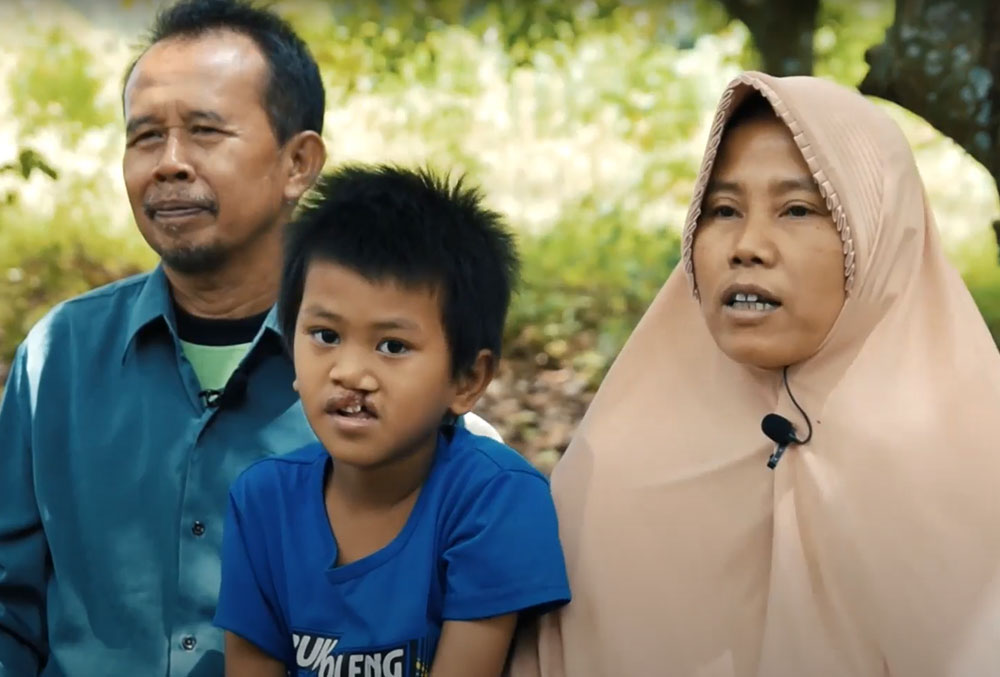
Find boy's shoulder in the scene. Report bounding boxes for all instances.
[229,443,327,510]
[434,427,549,497]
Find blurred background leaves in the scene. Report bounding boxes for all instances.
[1,0,998,464]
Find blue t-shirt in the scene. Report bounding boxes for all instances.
[214,427,570,675]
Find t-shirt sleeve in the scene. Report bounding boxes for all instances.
[213,482,291,664]
[441,470,570,621]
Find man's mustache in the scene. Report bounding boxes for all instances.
[143,196,218,218]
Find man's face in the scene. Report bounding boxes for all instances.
[122,31,290,275]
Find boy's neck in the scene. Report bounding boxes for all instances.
[327,433,439,510]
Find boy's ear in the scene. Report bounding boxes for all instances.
[448,350,496,417]
[282,130,326,203]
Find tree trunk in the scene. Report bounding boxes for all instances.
[859,0,1000,256]
[717,0,820,75]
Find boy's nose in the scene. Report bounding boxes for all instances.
[327,354,378,392]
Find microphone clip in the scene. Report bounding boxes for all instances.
[766,443,789,469]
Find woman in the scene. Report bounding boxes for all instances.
[511,72,1000,676]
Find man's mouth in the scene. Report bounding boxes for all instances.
[145,199,217,220]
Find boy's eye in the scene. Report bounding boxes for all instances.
[309,329,340,346]
[376,339,409,356]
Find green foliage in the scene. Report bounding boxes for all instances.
[0,179,154,361]
[951,233,1000,343]
[510,202,681,386]
[1,0,998,385]
[1,149,59,182]
[813,0,894,85]
[8,26,117,141]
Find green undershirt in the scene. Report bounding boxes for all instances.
[180,341,253,391]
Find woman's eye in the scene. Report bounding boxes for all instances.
[309,329,339,346]
[784,205,814,217]
[377,339,409,356]
[711,205,739,218]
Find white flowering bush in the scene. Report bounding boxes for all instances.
[1,0,997,386]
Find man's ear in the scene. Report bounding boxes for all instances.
[448,350,496,417]
[282,130,326,203]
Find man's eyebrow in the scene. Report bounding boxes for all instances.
[125,115,159,136]
[186,110,226,124]
[125,111,227,136]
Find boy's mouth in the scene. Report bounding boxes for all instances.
[324,391,378,420]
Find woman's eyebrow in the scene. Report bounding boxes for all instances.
[705,179,742,195]
[772,177,819,194]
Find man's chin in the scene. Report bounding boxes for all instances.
[159,245,229,276]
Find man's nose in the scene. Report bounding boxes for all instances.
[153,132,195,183]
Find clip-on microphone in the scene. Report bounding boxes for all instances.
[762,366,813,469]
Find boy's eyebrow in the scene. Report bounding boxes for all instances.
[371,318,420,332]
[300,305,420,331]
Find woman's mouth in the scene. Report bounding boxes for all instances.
[725,292,781,312]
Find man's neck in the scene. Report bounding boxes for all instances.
[165,252,280,320]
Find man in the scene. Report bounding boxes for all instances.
[0,1,499,675]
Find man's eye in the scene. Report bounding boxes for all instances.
[192,126,221,135]
[130,131,161,145]
[376,339,409,356]
[309,329,339,346]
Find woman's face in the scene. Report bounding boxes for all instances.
[692,115,846,369]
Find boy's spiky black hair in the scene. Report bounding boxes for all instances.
[279,164,520,376]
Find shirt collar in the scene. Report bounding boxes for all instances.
[121,266,173,362]
[121,265,285,362]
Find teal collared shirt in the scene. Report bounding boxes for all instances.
[0,267,317,677]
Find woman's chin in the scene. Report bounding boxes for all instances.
[718,339,806,371]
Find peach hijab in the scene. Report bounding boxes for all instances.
[511,71,1000,676]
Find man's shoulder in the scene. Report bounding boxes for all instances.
[23,272,151,344]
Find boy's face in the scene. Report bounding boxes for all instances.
[292,260,488,468]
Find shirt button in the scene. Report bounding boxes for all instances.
[181,635,197,651]
[191,521,206,537]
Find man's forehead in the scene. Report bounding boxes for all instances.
[124,31,266,108]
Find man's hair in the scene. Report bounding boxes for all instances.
[124,0,324,144]
[279,164,520,377]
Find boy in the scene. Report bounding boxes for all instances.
[213,165,570,677]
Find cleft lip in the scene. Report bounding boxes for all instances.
[720,282,782,307]
[324,390,378,417]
